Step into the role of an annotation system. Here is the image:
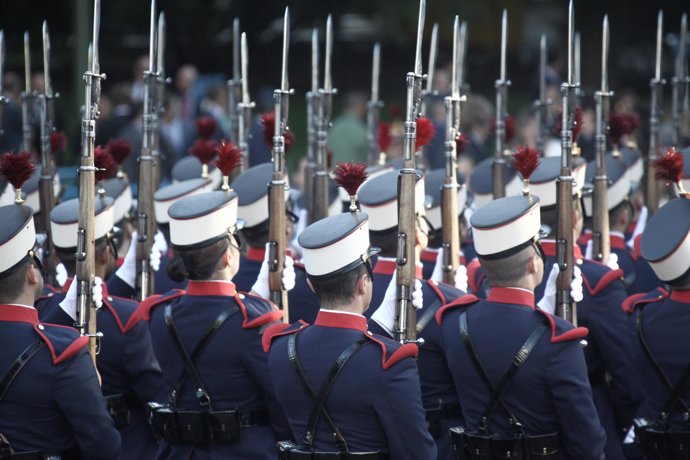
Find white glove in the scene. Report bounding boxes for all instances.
[58,276,104,321]
[250,243,296,299]
[115,231,163,287]
[431,249,469,292]
[55,263,68,288]
[537,264,584,315]
[627,205,648,250]
[584,239,620,271]
[371,270,423,335]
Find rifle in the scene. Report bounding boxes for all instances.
[555,0,577,325]
[37,21,57,286]
[671,14,688,147]
[76,0,105,363]
[0,31,6,144]
[303,28,319,222]
[152,11,166,190]
[367,42,382,166]
[311,15,335,223]
[227,18,241,145]
[420,23,438,118]
[534,34,552,156]
[459,21,469,95]
[268,7,293,321]
[441,16,464,286]
[492,10,511,199]
[647,11,665,215]
[21,32,33,153]
[592,15,612,265]
[394,0,426,343]
[135,0,159,301]
[237,32,254,175]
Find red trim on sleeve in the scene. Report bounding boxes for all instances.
[33,324,90,364]
[262,321,309,352]
[621,293,647,313]
[633,234,643,259]
[435,294,480,325]
[235,293,284,329]
[364,333,419,369]
[467,259,483,294]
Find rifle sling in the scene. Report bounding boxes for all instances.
[289,332,369,452]
[164,304,238,410]
[636,304,690,421]
[0,341,45,403]
[416,296,443,334]
[459,310,547,434]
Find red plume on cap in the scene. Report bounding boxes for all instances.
[455,133,470,157]
[107,139,133,166]
[50,132,68,154]
[609,112,639,145]
[94,146,117,182]
[215,139,242,177]
[512,146,540,181]
[334,161,368,211]
[654,147,684,185]
[196,116,217,140]
[189,139,217,165]
[0,151,35,191]
[262,112,294,153]
[377,122,392,153]
[415,117,435,150]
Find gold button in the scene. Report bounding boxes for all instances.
[238,294,245,299]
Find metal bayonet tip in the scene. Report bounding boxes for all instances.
[413,0,425,75]
[325,14,333,92]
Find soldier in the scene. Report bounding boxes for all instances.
[623,196,690,456]
[135,189,292,458]
[264,210,437,459]
[38,194,165,458]
[358,169,467,458]
[230,162,320,323]
[437,192,606,459]
[0,186,120,457]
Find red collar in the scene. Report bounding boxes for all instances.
[373,258,423,279]
[670,290,690,303]
[610,233,628,250]
[540,240,583,261]
[420,249,438,263]
[314,310,367,332]
[0,305,39,324]
[186,281,237,297]
[487,287,535,308]
[246,246,265,262]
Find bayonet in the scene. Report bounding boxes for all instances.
[492,9,511,199]
[0,30,5,139]
[421,23,438,117]
[647,11,665,214]
[227,18,241,144]
[304,28,319,222]
[458,21,469,95]
[672,14,688,146]
[367,42,383,165]
[237,32,254,174]
[22,32,33,152]
[534,34,552,155]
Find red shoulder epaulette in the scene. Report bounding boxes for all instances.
[363,332,419,370]
[101,296,138,334]
[621,288,668,314]
[467,259,484,294]
[632,234,643,259]
[123,289,185,333]
[582,267,625,296]
[534,309,589,343]
[262,321,309,352]
[235,293,284,329]
[435,294,480,325]
[33,323,89,364]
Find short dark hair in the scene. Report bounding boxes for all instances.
[479,245,535,287]
[369,228,398,258]
[239,219,270,248]
[167,237,231,282]
[0,258,31,304]
[667,265,690,290]
[308,264,368,307]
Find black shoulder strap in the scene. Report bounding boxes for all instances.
[165,304,239,409]
[636,305,690,421]
[459,310,547,434]
[0,340,45,403]
[416,296,443,333]
[289,332,369,452]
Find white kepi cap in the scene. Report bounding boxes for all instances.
[168,190,242,249]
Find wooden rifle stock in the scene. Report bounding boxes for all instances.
[268,169,289,321]
[396,165,417,342]
[37,95,57,286]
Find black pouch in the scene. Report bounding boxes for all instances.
[667,431,690,460]
[278,441,311,460]
[426,406,443,438]
[175,410,206,444]
[449,427,468,460]
[465,433,494,460]
[636,425,669,460]
[526,433,561,459]
[492,435,524,459]
[207,410,240,444]
[105,394,131,429]
[147,402,177,441]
